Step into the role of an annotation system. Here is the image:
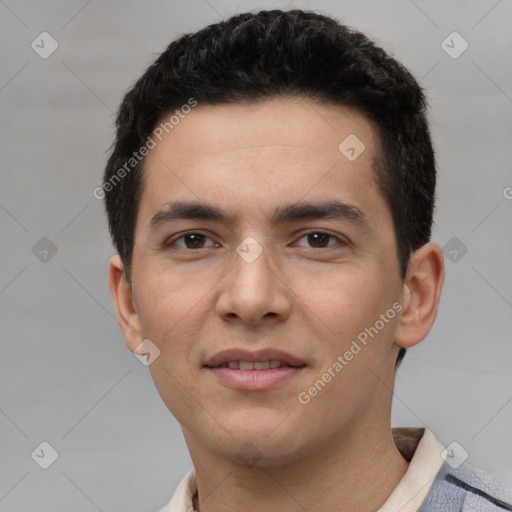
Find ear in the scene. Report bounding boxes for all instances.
[394,242,445,349]
[108,254,142,352]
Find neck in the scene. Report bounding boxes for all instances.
[187,422,410,512]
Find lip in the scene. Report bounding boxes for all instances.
[203,348,306,368]
[203,348,307,391]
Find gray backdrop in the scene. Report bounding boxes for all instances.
[1,1,511,511]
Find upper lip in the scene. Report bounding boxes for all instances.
[203,349,306,368]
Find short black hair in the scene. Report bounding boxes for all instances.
[103,9,438,367]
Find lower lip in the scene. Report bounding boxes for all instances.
[205,366,305,390]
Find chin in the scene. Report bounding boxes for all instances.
[205,423,310,467]
[226,439,307,468]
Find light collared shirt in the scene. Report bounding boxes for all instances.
[158,427,446,512]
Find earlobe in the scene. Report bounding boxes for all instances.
[108,255,142,352]
[394,243,445,349]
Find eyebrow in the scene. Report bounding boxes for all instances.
[149,199,372,233]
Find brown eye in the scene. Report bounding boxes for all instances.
[295,231,342,248]
[167,232,217,249]
[182,234,206,248]
[307,232,330,248]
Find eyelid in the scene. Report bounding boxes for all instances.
[164,231,218,249]
[293,230,348,248]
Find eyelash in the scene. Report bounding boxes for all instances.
[165,231,346,250]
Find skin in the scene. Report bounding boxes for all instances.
[109,97,444,512]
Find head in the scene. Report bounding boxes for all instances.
[105,10,444,465]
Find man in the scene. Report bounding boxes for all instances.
[103,9,511,512]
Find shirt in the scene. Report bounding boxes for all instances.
[158,427,447,512]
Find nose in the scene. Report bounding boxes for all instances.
[216,239,292,327]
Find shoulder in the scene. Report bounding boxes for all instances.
[419,460,512,511]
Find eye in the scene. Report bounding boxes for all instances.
[294,231,344,249]
[166,232,218,250]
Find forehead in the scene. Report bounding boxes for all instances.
[137,97,388,231]
[148,97,379,165]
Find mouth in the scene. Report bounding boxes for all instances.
[206,360,304,370]
[203,349,307,390]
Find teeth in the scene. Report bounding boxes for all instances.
[253,361,270,370]
[219,360,287,370]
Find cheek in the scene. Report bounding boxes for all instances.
[148,359,205,434]
[299,268,401,404]
[140,275,209,428]
[134,262,208,338]
[298,266,392,336]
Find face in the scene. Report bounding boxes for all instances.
[116,97,412,465]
